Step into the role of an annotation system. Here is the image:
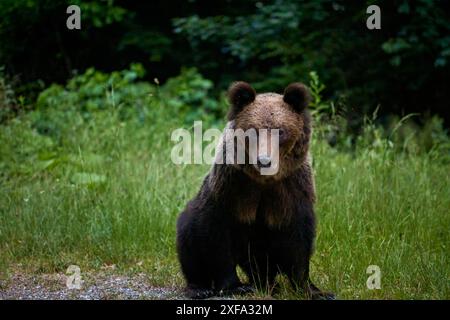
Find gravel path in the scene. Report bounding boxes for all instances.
[0,272,183,300]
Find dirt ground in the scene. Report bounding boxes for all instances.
[0,272,184,300]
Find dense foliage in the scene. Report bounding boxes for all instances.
[1,0,449,125]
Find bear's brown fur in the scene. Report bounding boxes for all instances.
[176,82,334,299]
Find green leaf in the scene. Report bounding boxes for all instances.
[35,159,58,171]
[434,58,446,67]
[382,38,411,54]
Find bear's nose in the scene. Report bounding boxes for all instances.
[257,155,272,168]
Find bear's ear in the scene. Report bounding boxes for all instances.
[283,83,311,112]
[227,81,256,119]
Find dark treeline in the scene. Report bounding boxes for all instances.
[1,0,449,126]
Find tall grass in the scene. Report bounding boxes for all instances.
[0,70,448,299]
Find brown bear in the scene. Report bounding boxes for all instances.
[176,82,334,299]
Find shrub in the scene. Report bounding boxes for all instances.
[160,68,224,125]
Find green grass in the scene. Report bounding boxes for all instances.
[310,142,449,299]
[0,102,449,299]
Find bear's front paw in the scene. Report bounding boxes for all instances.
[308,282,336,300]
[185,287,215,300]
[311,291,336,300]
[219,284,255,297]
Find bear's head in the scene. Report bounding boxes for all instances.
[225,81,312,183]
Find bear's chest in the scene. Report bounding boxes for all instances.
[233,184,298,228]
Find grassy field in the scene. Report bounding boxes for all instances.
[0,73,449,299]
